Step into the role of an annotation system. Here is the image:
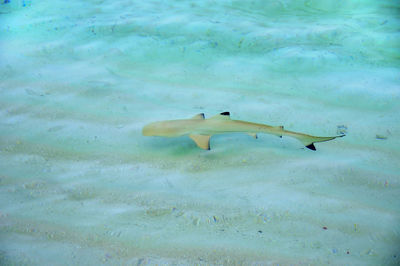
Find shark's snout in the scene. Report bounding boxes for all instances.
[142,121,185,137]
[142,123,155,136]
[142,127,152,136]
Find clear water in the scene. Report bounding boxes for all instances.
[1,0,399,265]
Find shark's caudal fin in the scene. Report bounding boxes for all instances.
[302,135,345,151]
[305,143,317,151]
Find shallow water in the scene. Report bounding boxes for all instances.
[1,0,400,265]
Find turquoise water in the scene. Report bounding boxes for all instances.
[1,0,400,265]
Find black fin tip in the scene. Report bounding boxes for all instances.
[306,143,316,151]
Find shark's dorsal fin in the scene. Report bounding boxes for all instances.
[210,112,231,120]
[191,113,205,120]
[189,134,211,150]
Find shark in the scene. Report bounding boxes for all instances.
[142,112,345,150]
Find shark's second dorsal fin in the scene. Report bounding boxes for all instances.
[189,134,211,150]
[210,112,231,120]
[191,113,205,120]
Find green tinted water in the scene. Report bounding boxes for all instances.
[1,1,399,265]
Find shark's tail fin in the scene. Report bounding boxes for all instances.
[305,143,317,151]
[301,135,345,151]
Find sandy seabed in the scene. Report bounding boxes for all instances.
[1,0,399,265]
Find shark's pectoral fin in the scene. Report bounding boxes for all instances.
[189,134,211,150]
[247,132,258,139]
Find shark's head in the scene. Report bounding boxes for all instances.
[142,121,186,137]
[142,122,161,136]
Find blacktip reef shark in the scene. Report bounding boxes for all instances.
[142,112,345,150]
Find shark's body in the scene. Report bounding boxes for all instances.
[142,112,344,150]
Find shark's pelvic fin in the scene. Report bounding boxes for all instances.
[189,134,211,150]
[247,132,258,139]
[210,112,231,120]
[192,113,205,120]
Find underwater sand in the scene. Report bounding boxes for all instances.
[1,0,400,265]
